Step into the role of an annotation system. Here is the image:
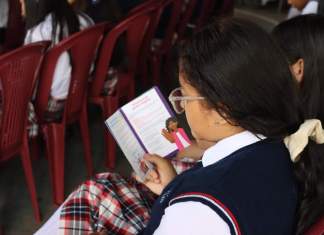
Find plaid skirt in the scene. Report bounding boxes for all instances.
[58,160,196,235]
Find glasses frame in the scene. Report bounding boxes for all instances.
[168,88,205,114]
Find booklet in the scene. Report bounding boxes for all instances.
[105,87,191,180]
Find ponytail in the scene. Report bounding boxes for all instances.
[284,119,324,234]
[295,142,324,234]
[44,0,80,42]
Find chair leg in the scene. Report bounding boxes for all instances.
[29,135,40,161]
[45,124,66,205]
[103,97,118,169]
[42,126,56,204]
[21,133,41,223]
[79,104,93,177]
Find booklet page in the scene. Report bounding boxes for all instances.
[105,110,152,180]
[121,88,178,157]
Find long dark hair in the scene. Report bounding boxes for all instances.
[272,15,324,235]
[177,17,324,234]
[42,0,81,41]
[178,18,301,138]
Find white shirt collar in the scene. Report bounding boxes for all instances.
[202,131,265,167]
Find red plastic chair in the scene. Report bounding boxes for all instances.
[35,24,105,205]
[148,0,184,85]
[89,11,152,169]
[176,0,198,41]
[194,0,216,32]
[0,42,49,222]
[219,0,234,16]
[129,0,160,87]
[306,216,324,235]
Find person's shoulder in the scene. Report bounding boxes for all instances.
[25,14,53,43]
[77,12,94,29]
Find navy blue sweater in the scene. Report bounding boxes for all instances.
[140,139,298,235]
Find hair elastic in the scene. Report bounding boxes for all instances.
[284,119,324,162]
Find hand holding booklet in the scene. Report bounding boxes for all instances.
[105,87,191,181]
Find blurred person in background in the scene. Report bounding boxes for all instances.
[22,0,93,120]
[272,14,324,234]
[287,0,324,19]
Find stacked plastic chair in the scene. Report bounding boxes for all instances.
[89,9,153,169]
[130,0,161,87]
[148,0,183,85]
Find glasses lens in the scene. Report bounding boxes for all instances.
[171,88,182,97]
[170,88,184,114]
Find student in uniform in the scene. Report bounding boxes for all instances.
[272,14,324,234]
[35,18,323,235]
[23,0,93,116]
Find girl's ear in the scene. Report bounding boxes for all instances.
[291,58,304,83]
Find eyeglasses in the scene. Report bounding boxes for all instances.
[168,87,205,114]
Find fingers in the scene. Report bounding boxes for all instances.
[143,153,164,165]
[134,174,144,183]
[146,169,160,183]
[134,169,160,184]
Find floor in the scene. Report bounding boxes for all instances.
[0,2,287,234]
[0,105,133,235]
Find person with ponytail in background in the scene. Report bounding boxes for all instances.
[273,14,324,234]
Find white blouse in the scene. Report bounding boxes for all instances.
[24,13,94,99]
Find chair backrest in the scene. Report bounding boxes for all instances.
[0,42,49,160]
[306,216,324,235]
[129,0,160,70]
[35,23,105,124]
[130,0,159,13]
[89,10,152,98]
[219,0,234,16]
[194,0,216,32]
[155,0,184,54]
[176,0,198,40]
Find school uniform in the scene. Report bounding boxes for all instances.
[142,131,298,235]
[37,131,297,234]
